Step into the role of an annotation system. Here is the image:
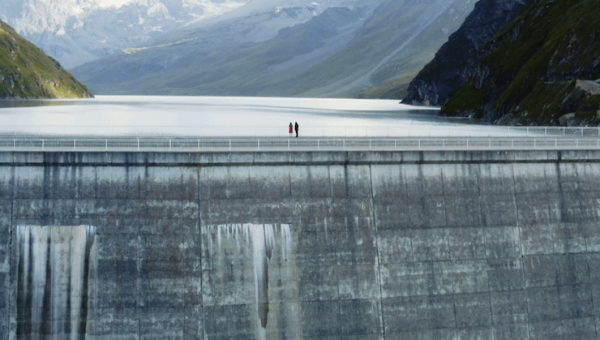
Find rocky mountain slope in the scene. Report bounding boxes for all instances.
[403,0,533,107]
[72,0,475,97]
[404,0,600,126]
[0,20,92,99]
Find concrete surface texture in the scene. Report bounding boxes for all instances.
[1,150,600,339]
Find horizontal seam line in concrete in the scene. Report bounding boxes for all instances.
[2,151,600,166]
[7,160,600,167]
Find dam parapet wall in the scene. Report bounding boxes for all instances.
[1,150,600,339]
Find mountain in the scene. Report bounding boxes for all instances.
[0,0,250,69]
[404,0,600,126]
[332,0,477,99]
[403,0,533,107]
[267,0,477,98]
[0,20,92,99]
[0,0,369,69]
[72,0,475,97]
[72,4,378,95]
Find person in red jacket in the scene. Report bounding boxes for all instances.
[289,122,293,137]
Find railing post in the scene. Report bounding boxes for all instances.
[9,135,595,153]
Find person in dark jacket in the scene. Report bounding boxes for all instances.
[294,122,299,138]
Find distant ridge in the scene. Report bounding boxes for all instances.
[72,0,475,98]
[0,20,92,99]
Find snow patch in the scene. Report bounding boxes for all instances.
[72,20,84,29]
[98,0,133,9]
[147,3,170,18]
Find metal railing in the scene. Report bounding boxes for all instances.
[1,137,600,153]
[1,125,600,138]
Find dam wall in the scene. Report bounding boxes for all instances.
[1,150,600,339]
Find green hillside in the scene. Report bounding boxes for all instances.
[0,21,92,99]
[441,0,600,125]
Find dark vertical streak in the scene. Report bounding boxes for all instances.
[79,231,94,338]
[9,163,16,340]
[65,249,72,335]
[40,232,52,337]
[16,229,33,337]
[258,255,270,329]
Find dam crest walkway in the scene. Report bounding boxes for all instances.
[1,136,600,152]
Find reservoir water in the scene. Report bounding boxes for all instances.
[0,95,493,137]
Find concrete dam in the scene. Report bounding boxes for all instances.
[2,148,600,339]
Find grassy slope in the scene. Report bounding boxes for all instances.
[0,21,92,99]
[442,0,600,124]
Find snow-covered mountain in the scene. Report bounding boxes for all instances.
[72,0,475,98]
[1,0,368,68]
[0,0,248,68]
[3,0,476,98]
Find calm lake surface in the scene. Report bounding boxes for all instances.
[0,95,490,137]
